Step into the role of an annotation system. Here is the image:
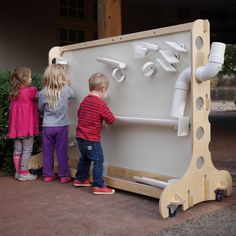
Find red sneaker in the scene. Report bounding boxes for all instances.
[44,176,56,182]
[93,187,115,195]
[73,179,93,187]
[60,177,72,184]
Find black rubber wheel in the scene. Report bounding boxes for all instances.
[168,205,178,217]
[215,190,224,202]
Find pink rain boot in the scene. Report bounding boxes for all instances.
[13,155,21,180]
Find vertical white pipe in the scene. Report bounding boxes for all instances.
[171,67,191,118]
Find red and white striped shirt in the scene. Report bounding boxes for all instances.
[76,94,115,141]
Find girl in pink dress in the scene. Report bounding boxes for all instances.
[8,67,39,181]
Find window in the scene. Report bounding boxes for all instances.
[59,28,85,45]
[60,0,85,19]
[59,0,98,45]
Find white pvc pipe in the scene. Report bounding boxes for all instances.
[96,57,127,69]
[116,116,178,127]
[142,42,159,52]
[134,176,169,189]
[171,42,226,118]
[171,67,191,118]
[52,58,68,65]
[196,42,226,82]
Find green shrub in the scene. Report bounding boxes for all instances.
[0,69,42,176]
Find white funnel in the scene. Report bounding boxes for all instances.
[133,42,159,58]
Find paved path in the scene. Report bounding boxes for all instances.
[0,110,236,236]
[0,176,235,236]
[210,111,236,181]
[155,204,236,236]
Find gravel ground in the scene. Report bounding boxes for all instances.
[153,204,236,236]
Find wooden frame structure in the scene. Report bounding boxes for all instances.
[31,20,232,218]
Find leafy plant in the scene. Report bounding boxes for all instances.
[220,44,236,77]
[0,70,12,175]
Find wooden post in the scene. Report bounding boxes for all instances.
[97,0,122,38]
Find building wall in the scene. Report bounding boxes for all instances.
[0,0,97,73]
[0,0,235,73]
[122,0,236,44]
[0,0,58,73]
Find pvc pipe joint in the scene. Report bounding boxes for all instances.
[196,42,226,82]
[141,62,157,77]
[171,42,226,118]
[175,81,189,91]
[208,42,226,64]
[112,68,126,82]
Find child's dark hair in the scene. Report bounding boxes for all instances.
[10,67,31,99]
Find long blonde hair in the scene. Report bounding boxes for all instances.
[10,67,31,99]
[42,64,69,109]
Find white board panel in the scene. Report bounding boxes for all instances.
[61,30,192,178]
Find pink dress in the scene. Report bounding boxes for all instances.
[8,86,39,139]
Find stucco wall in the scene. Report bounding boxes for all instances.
[0,0,58,73]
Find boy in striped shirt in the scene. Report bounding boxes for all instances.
[74,73,116,194]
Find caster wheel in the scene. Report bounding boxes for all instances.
[168,205,178,217]
[215,190,224,202]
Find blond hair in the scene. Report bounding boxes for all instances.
[42,64,69,109]
[88,73,109,92]
[10,67,31,99]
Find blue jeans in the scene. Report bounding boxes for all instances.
[75,138,104,187]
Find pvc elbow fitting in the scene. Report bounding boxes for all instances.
[196,42,226,82]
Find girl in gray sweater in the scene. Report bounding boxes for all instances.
[38,64,75,183]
